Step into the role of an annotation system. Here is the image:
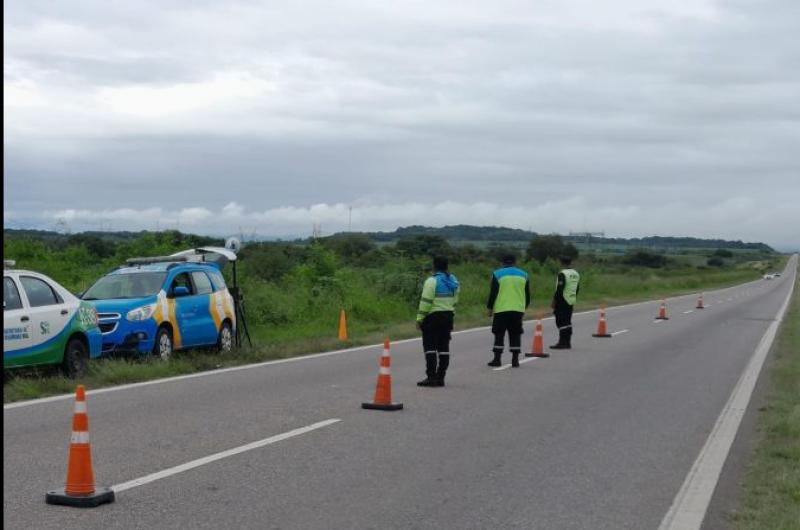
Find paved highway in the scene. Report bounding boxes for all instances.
[4,256,796,529]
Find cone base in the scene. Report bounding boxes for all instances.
[696,307,704,310]
[655,317,670,320]
[46,487,115,508]
[524,353,550,358]
[592,334,612,337]
[362,402,403,411]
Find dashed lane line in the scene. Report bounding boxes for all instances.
[611,329,630,336]
[112,418,341,493]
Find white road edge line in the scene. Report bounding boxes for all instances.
[611,329,629,336]
[112,418,341,494]
[658,269,796,530]
[3,277,768,410]
[683,310,694,314]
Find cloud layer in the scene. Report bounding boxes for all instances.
[4,0,799,247]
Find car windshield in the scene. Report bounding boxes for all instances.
[82,272,166,300]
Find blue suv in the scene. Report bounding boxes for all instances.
[82,257,236,359]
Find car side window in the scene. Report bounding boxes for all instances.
[191,272,213,295]
[4,277,23,311]
[20,276,62,307]
[208,271,227,292]
[170,272,195,296]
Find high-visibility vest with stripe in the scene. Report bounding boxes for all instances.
[493,267,528,313]
[416,273,460,321]
[559,268,580,306]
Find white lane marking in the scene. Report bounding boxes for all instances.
[658,267,796,530]
[493,356,541,371]
[683,310,694,314]
[653,319,665,323]
[112,418,341,493]
[3,277,769,410]
[611,329,629,336]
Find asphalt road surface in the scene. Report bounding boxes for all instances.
[4,256,797,530]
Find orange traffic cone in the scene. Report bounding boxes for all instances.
[656,300,669,320]
[525,316,550,358]
[362,340,403,411]
[46,385,115,507]
[696,293,705,309]
[338,309,348,341]
[592,305,612,337]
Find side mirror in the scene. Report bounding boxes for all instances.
[173,286,190,297]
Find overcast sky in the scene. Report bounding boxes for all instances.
[4,0,799,248]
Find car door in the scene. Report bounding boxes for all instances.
[190,271,218,345]
[17,275,71,365]
[4,275,34,361]
[169,272,199,347]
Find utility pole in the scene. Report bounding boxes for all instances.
[348,206,353,232]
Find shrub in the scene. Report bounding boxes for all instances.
[526,235,579,264]
[623,250,669,268]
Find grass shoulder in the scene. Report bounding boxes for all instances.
[734,275,800,530]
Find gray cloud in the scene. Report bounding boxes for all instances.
[4,0,799,248]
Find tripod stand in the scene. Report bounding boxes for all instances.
[230,261,252,348]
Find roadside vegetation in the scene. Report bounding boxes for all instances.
[734,275,800,530]
[3,230,786,402]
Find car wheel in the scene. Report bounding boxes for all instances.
[62,338,88,379]
[154,327,173,361]
[217,321,233,354]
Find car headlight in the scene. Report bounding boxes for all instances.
[126,303,157,322]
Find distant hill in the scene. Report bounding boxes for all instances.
[345,225,775,252]
[4,226,774,253]
[365,224,538,242]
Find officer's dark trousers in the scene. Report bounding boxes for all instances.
[554,304,574,346]
[492,311,524,355]
[421,311,454,378]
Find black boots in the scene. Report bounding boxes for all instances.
[435,354,450,387]
[487,351,502,367]
[511,351,520,368]
[417,353,439,387]
[550,328,572,349]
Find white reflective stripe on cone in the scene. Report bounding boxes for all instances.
[379,366,391,375]
[71,431,90,444]
[74,401,87,414]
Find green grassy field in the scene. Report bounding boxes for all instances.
[734,276,800,530]
[2,232,787,403]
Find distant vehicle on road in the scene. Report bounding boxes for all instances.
[3,260,102,377]
[763,273,775,280]
[81,249,237,359]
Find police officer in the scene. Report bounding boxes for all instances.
[416,256,460,387]
[487,254,530,368]
[550,256,580,349]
